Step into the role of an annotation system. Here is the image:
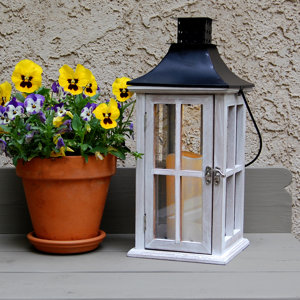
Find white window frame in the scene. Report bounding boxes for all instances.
[144,94,213,254]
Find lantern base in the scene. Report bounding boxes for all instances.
[127,238,249,265]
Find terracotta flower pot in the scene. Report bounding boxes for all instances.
[16,154,116,254]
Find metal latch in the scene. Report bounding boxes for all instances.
[205,166,212,185]
[214,167,226,185]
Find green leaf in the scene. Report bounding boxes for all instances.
[72,114,82,132]
[75,94,89,110]
[13,156,19,166]
[113,134,125,143]
[36,87,50,96]
[132,152,144,159]
[90,93,100,101]
[80,143,90,152]
[0,125,10,133]
[109,150,126,160]
[14,93,25,102]
[82,153,89,163]
[92,145,108,155]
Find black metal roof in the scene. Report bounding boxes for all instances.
[128,18,254,89]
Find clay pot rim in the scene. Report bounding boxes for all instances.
[17,154,113,163]
[16,154,116,180]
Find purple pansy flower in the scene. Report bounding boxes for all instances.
[57,119,72,134]
[25,131,37,144]
[6,97,24,120]
[25,123,31,131]
[52,103,66,117]
[0,106,9,125]
[80,103,97,122]
[56,137,65,149]
[24,94,45,115]
[0,139,7,154]
[51,82,60,94]
[129,123,134,140]
[38,111,46,123]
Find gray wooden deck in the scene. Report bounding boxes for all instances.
[0,233,300,299]
[0,167,299,299]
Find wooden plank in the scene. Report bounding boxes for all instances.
[0,234,299,299]
[0,168,32,234]
[0,168,292,234]
[0,272,299,299]
[244,168,292,233]
[101,168,135,234]
[0,234,299,273]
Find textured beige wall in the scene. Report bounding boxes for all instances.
[0,0,299,237]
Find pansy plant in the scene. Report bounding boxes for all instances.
[112,77,134,102]
[0,81,12,106]
[84,68,98,97]
[0,59,140,165]
[11,60,43,93]
[58,64,89,95]
[0,139,6,154]
[80,103,97,122]
[93,99,120,129]
[0,106,9,125]
[53,103,66,117]
[6,98,24,120]
[24,94,45,114]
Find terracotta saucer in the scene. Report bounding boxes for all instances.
[27,230,106,254]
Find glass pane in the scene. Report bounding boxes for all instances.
[225,175,235,236]
[181,176,203,242]
[181,104,203,171]
[234,171,243,230]
[154,104,175,169]
[155,175,175,240]
[226,106,236,169]
[235,105,244,165]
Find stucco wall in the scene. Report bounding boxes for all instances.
[0,0,299,237]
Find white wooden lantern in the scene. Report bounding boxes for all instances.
[127,18,254,264]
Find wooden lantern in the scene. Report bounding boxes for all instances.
[127,18,254,264]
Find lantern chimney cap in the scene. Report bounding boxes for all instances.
[129,17,254,89]
[177,17,212,45]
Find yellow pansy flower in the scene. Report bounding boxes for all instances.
[84,68,98,97]
[93,98,120,129]
[95,151,104,160]
[58,64,89,95]
[11,60,43,93]
[50,147,66,157]
[53,116,64,127]
[65,111,73,119]
[0,81,12,106]
[50,134,74,157]
[112,77,133,102]
[50,146,74,157]
[85,123,91,133]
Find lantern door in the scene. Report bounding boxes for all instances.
[144,95,213,254]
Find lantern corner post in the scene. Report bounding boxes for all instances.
[212,93,227,255]
[130,92,147,251]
